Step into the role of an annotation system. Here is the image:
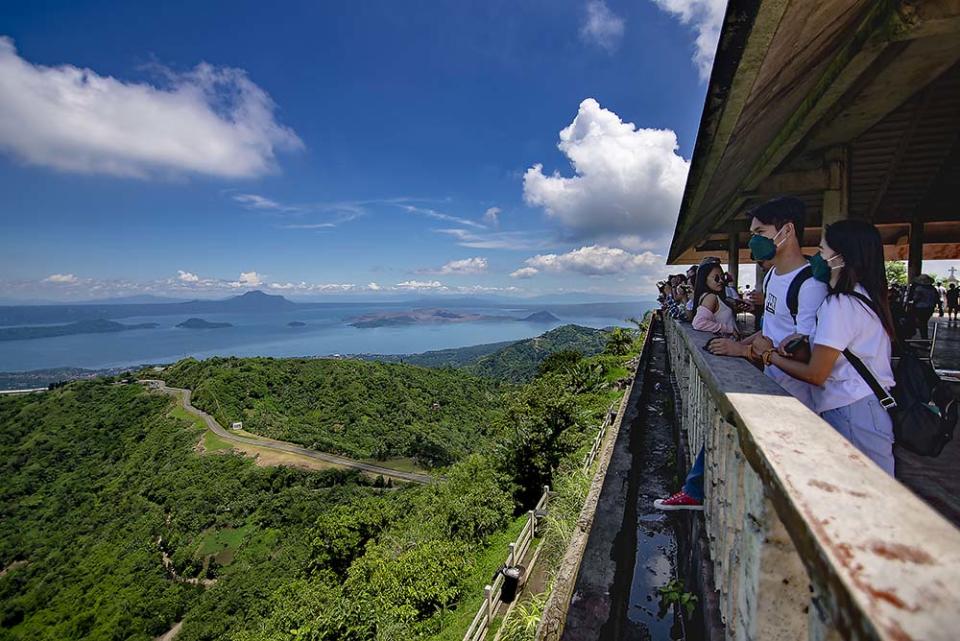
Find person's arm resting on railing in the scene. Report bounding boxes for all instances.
[752,334,839,387]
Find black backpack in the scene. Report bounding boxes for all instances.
[841,292,958,457]
[762,263,814,324]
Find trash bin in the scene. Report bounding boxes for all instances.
[499,565,525,603]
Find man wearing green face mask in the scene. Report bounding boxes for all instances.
[706,197,828,410]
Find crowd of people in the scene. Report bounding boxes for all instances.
[653,196,952,511]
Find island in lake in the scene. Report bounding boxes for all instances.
[521,311,560,322]
[287,321,307,327]
[176,318,233,329]
[0,319,159,342]
[349,308,560,328]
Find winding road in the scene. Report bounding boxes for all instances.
[140,380,434,484]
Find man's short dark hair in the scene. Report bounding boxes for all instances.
[748,196,806,242]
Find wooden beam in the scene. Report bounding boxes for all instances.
[865,87,932,221]
[821,147,850,226]
[908,219,924,281]
[746,167,832,196]
[671,1,903,262]
[727,228,740,286]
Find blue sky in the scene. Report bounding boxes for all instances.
[0,0,728,301]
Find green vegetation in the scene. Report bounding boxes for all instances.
[1,322,646,641]
[156,357,504,467]
[0,319,159,342]
[885,260,907,285]
[466,324,609,382]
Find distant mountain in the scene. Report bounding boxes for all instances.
[176,318,233,329]
[349,308,512,328]
[0,290,295,326]
[521,310,560,322]
[0,319,159,342]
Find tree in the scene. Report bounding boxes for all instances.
[885,261,907,285]
[604,327,634,356]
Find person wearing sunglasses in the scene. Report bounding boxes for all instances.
[691,259,738,337]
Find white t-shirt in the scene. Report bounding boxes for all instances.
[812,287,895,413]
[762,263,829,409]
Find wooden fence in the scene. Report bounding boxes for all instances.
[463,486,551,641]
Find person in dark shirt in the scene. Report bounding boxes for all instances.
[907,275,940,339]
[946,283,959,323]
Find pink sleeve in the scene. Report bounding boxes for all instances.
[692,305,732,334]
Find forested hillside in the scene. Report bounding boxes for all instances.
[1,324,646,641]
[464,324,609,382]
[157,357,503,467]
[370,324,610,382]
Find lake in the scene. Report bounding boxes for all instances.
[0,302,655,372]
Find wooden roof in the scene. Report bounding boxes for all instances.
[668,0,960,264]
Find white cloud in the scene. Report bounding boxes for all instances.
[651,0,727,80]
[238,271,263,287]
[511,267,539,279]
[396,280,446,290]
[483,207,501,227]
[422,257,488,275]
[523,98,689,245]
[233,193,302,212]
[43,273,78,284]
[177,270,200,283]
[0,37,302,178]
[367,282,381,291]
[434,228,552,251]
[521,245,662,276]
[399,204,486,229]
[580,1,625,52]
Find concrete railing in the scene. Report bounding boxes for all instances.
[664,316,960,641]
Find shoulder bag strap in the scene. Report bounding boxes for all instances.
[842,346,897,410]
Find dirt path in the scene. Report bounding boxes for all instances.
[140,380,434,484]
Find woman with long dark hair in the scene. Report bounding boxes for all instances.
[691,259,738,336]
[751,219,896,474]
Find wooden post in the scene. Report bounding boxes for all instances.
[821,147,849,228]
[484,584,493,622]
[909,219,924,283]
[528,509,536,537]
[507,542,516,567]
[727,228,740,287]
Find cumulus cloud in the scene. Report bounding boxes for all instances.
[177,270,200,283]
[43,273,78,284]
[0,37,302,178]
[237,271,263,287]
[523,98,689,245]
[652,0,726,80]
[519,245,662,276]
[483,207,501,227]
[510,267,539,279]
[580,1,625,52]
[421,257,488,275]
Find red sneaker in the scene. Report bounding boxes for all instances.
[653,491,703,511]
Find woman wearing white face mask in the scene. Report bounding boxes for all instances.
[751,219,897,475]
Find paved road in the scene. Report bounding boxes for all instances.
[140,380,434,485]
